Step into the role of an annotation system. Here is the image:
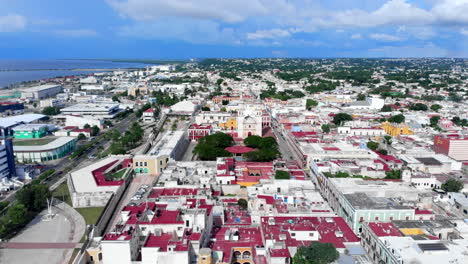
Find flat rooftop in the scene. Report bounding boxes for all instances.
[13,137,76,151]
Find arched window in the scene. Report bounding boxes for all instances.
[242,251,251,258]
[233,251,242,258]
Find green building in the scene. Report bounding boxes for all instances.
[14,124,48,139]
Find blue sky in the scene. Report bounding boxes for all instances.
[1,0,468,59]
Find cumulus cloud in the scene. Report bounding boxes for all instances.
[106,0,468,44]
[54,29,98,37]
[0,14,27,32]
[118,18,239,44]
[247,28,290,40]
[461,28,468,36]
[369,33,403,42]
[107,0,275,23]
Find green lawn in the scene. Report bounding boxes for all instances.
[112,169,127,179]
[14,137,56,146]
[52,182,104,225]
[52,182,72,205]
[75,207,104,225]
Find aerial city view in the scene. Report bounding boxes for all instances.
[1,1,468,264]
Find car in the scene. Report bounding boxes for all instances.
[131,196,139,201]
[141,184,149,188]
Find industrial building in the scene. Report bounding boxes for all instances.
[60,103,121,119]
[20,84,62,100]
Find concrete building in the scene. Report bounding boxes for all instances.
[0,102,24,116]
[361,221,468,264]
[60,103,120,119]
[68,156,133,207]
[0,126,16,179]
[142,108,156,123]
[14,137,77,163]
[133,131,189,175]
[20,84,62,100]
[434,134,468,161]
[64,115,103,129]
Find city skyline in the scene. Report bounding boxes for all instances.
[1,0,468,58]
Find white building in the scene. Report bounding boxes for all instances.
[60,103,120,119]
[20,84,62,100]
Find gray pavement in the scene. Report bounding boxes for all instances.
[0,200,85,264]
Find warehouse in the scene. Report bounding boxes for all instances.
[20,84,62,100]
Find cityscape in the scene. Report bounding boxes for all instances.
[1,1,468,264]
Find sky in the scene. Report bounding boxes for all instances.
[1,0,468,59]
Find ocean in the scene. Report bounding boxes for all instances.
[0,59,152,88]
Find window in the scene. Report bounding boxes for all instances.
[375,217,379,221]
[291,233,296,237]
[309,233,314,237]
[360,217,364,222]
[389,217,393,220]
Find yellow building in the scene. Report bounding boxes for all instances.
[198,248,212,264]
[219,117,237,131]
[381,122,414,137]
[133,155,169,175]
[128,85,148,97]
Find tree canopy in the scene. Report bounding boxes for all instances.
[306,99,318,110]
[243,136,280,162]
[193,133,234,161]
[332,113,353,126]
[367,141,379,150]
[293,242,339,264]
[442,178,463,192]
[275,170,291,180]
[388,114,405,123]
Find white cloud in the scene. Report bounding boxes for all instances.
[461,28,468,36]
[0,14,26,32]
[369,33,403,42]
[54,29,98,37]
[366,43,447,57]
[247,28,290,40]
[432,0,468,25]
[351,33,362,39]
[107,0,276,23]
[117,18,238,44]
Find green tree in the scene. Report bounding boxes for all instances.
[332,113,353,126]
[430,104,442,112]
[293,242,339,264]
[385,170,402,179]
[4,204,29,229]
[367,141,379,150]
[357,93,366,100]
[83,124,91,129]
[244,135,263,148]
[237,199,248,210]
[306,99,318,110]
[441,178,464,192]
[112,95,120,102]
[220,107,227,112]
[42,106,60,116]
[384,135,392,145]
[193,133,234,161]
[91,125,100,136]
[409,103,428,111]
[201,106,210,111]
[16,184,51,212]
[430,116,441,127]
[377,149,388,155]
[381,105,392,112]
[77,133,86,140]
[275,170,290,180]
[321,124,331,133]
[388,114,405,123]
